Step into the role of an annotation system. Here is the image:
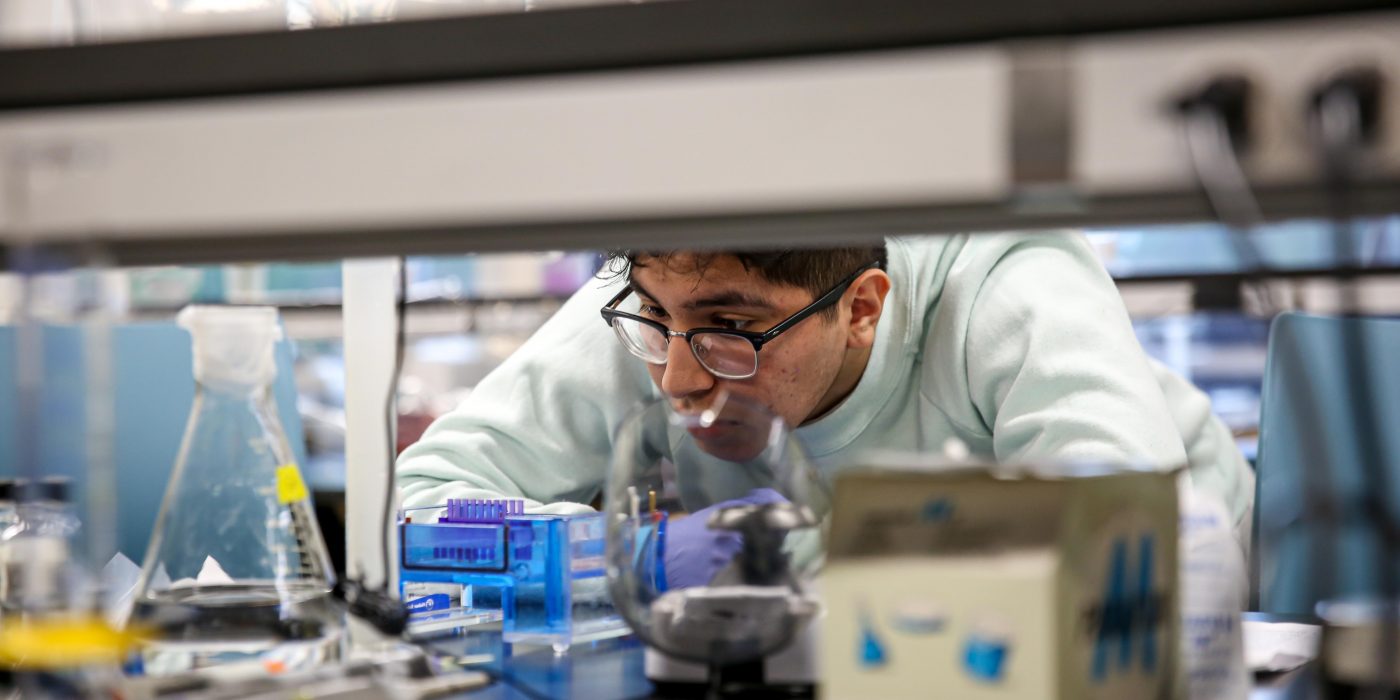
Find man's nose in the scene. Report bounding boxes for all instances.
[660,335,715,400]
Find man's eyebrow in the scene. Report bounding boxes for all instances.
[681,291,774,312]
[628,279,659,305]
[628,279,774,312]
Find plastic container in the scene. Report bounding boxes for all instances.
[399,499,626,650]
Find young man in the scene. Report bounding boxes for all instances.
[397,232,1254,581]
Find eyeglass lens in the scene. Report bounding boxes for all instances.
[609,317,758,379]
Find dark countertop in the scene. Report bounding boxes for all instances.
[419,628,1318,699]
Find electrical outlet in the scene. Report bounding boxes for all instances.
[1074,11,1400,196]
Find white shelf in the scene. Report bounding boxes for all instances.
[2,9,1397,264]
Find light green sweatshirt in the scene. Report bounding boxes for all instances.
[397,232,1255,545]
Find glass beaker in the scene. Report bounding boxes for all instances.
[604,396,827,683]
[128,306,341,674]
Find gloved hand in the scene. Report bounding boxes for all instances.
[662,488,788,590]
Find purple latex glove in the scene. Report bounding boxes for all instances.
[663,488,788,589]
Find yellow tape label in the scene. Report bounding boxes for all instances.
[276,464,309,504]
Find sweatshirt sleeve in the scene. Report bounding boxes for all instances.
[952,232,1253,535]
[395,272,656,513]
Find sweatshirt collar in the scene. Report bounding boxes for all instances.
[796,241,917,458]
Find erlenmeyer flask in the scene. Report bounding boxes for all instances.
[129,306,341,673]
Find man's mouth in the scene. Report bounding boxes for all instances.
[686,419,743,441]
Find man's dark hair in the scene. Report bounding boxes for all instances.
[601,245,887,318]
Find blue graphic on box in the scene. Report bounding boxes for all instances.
[920,498,955,523]
[857,601,888,669]
[963,634,1008,682]
[1088,534,1165,682]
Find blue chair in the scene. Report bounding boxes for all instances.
[1253,312,1400,615]
[0,321,307,565]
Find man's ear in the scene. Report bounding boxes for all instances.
[845,270,891,349]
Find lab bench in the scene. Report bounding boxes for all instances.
[418,630,1317,700]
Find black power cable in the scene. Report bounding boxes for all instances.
[1172,75,1284,317]
[385,256,409,592]
[332,257,411,637]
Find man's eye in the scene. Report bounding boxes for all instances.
[639,304,668,319]
[714,318,751,331]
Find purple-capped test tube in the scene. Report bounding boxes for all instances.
[437,497,527,523]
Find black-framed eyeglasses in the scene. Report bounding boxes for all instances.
[599,260,883,380]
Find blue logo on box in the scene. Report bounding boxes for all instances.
[407,593,451,613]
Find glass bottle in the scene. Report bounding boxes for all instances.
[0,479,23,613]
[128,306,340,673]
[0,478,81,616]
[0,479,17,553]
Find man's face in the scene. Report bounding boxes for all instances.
[627,254,853,461]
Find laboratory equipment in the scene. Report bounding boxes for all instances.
[0,478,84,616]
[127,306,340,674]
[819,459,1180,700]
[604,396,826,693]
[1254,312,1400,615]
[114,644,490,700]
[397,498,628,649]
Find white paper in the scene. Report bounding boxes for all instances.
[196,555,235,584]
[151,563,172,591]
[1242,620,1321,673]
[102,552,142,627]
[169,555,236,589]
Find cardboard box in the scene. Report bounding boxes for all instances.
[819,464,1179,700]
